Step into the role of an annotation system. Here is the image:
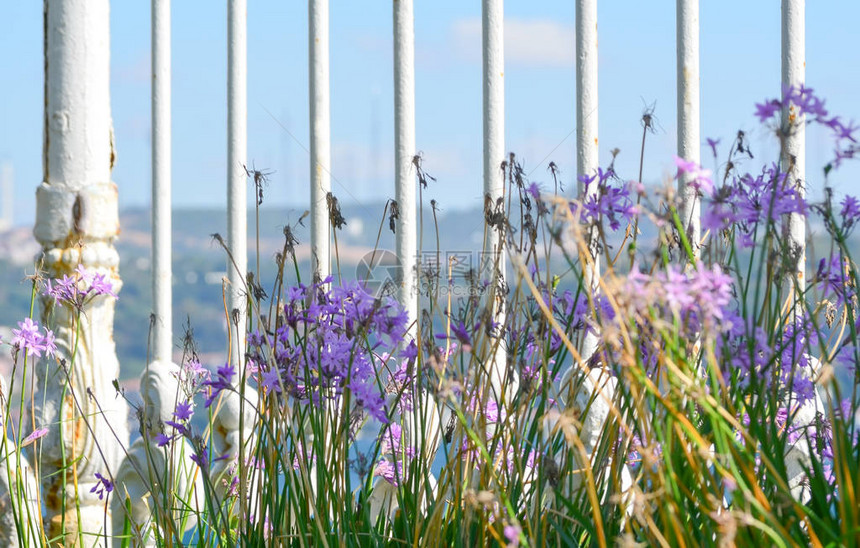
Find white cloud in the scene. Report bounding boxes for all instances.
[450,18,575,68]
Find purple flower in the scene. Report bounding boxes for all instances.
[44,266,117,307]
[347,377,388,423]
[401,340,418,362]
[754,99,781,122]
[90,472,113,500]
[173,400,193,422]
[527,182,542,202]
[22,427,49,446]
[373,459,401,485]
[836,344,856,372]
[702,163,808,245]
[173,360,210,396]
[572,168,637,232]
[373,424,416,486]
[43,275,77,306]
[816,254,853,306]
[12,318,41,351]
[379,423,417,461]
[259,367,282,394]
[757,87,860,169]
[203,363,235,408]
[450,321,472,347]
[778,318,817,404]
[11,318,55,358]
[662,266,696,313]
[190,450,208,468]
[706,137,720,158]
[621,264,734,333]
[42,329,56,357]
[674,155,714,195]
[85,270,118,299]
[292,442,316,471]
[840,195,860,231]
[248,330,266,348]
[164,420,190,438]
[262,279,412,426]
[503,524,522,548]
[785,84,830,121]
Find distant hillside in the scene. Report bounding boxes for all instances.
[0,202,857,382]
[0,202,493,380]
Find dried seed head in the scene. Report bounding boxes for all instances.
[543,456,560,487]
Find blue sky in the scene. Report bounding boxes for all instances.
[1,2,858,227]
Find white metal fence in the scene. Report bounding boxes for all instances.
[27,0,809,542]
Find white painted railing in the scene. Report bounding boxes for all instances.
[393,0,417,332]
[782,0,806,297]
[227,0,248,359]
[481,0,509,394]
[35,0,129,540]
[23,0,809,544]
[677,0,701,258]
[576,0,600,361]
[151,0,172,364]
[309,0,332,281]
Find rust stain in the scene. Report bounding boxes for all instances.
[45,480,60,511]
[594,137,598,146]
[72,195,83,235]
[49,510,81,547]
[63,393,86,449]
[109,127,116,170]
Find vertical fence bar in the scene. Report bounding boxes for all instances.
[36,0,128,535]
[482,0,504,208]
[576,0,599,360]
[482,0,507,391]
[394,0,417,331]
[152,0,172,362]
[782,0,805,297]
[227,0,247,357]
[677,0,701,259]
[309,0,331,280]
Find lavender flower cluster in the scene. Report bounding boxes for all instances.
[573,167,638,231]
[755,84,859,167]
[243,276,410,424]
[43,264,118,308]
[5,266,120,361]
[622,263,735,335]
[701,162,808,248]
[10,318,56,359]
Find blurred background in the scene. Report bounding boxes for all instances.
[0,1,858,384]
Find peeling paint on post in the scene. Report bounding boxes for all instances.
[782,0,805,303]
[310,0,331,280]
[576,0,599,361]
[677,0,701,259]
[34,0,129,540]
[393,0,417,333]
